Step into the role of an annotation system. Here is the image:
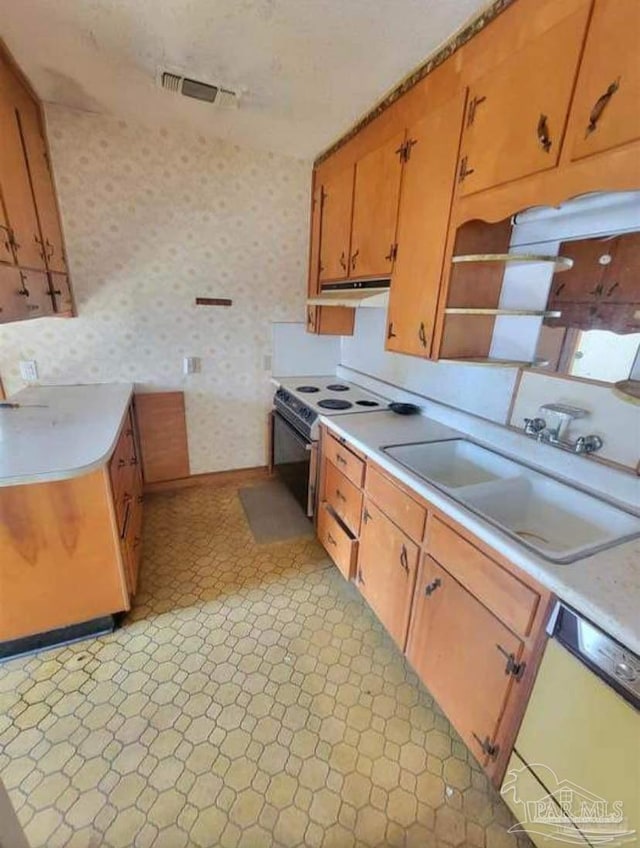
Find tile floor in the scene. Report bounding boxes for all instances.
[0,484,532,848]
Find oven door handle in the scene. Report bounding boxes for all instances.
[273,410,313,451]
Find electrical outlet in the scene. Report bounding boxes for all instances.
[183,356,201,375]
[19,360,38,382]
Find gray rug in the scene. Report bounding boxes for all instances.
[238,480,313,543]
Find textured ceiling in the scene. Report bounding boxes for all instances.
[0,0,488,159]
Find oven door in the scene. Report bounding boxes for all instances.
[272,411,315,517]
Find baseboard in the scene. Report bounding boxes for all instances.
[144,465,271,494]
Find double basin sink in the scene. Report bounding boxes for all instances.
[382,438,640,563]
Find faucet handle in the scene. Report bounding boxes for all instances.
[524,417,546,435]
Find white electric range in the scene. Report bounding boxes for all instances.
[271,376,389,515]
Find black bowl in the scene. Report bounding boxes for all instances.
[388,402,421,415]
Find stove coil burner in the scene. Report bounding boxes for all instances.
[318,399,352,410]
[356,400,379,407]
[326,384,349,392]
[296,386,320,393]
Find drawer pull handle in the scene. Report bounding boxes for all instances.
[117,458,126,468]
[362,507,372,524]
[424,578,442,597]
[537,113,552,153]
[350,249,359,271]
[586,78,620,136]
[387,322,396,340]
[418,322,428,348]
[399,544,409,572]
[327,532,337,547]
[120,501,131,541]
[472,732,499,760]
[335,454,347,466]
[357,567,365,585]
[335,489,346,502]
[339,251,347,271]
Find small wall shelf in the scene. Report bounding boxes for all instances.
[444,308,562,317]
[441,357,550,368]
[451,253,574,273]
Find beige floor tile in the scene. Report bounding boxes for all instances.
[0,484,531,847]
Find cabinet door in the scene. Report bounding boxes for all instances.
[564,0,640,162]
[14,88,67,273]
[349,132,405,279]
[406,556,524,769]
[0,58,46,270]
[357,498,419,649]
[386,93,466,357]
[457,2,591,196]
[318,166,354,283]
[308,184,323,298]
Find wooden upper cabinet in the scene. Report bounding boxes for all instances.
[457,1,591,196]
[349,132,405,279]
[386,92,466,357]
[0,57,45,271]
[564,0,640,162]
[318,166,354,283]
[406,555,524,770]
[357,497,419,650]
[13,86,66,274]
[0,265,53,323]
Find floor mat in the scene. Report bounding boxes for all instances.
[238,479,314,543]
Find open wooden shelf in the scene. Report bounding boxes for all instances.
[444,308,562,317]
[441,357,550,367]
[451,253,573,273]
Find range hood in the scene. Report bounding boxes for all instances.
[307,280,390,309]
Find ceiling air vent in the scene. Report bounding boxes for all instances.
[160,71,239,107]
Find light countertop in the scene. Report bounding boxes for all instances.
[0,383,133,487]
[321,410,640,655]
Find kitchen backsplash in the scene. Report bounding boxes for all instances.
[0,105,311,473]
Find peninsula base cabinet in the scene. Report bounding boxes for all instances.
[316,425,554,786]
[0,401,142,645]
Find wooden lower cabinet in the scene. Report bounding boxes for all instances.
[0,401,143,643]
[357,497,419,650]
[406,555,524,769]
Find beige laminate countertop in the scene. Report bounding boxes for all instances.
[321,410,640,656]
[0,383,133,487]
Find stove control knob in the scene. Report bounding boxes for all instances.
[615,661,637,683]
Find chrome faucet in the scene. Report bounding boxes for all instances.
[523,403,603,455]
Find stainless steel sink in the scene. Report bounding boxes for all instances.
[383,438,640,563]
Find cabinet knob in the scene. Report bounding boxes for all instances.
[586,78,620,136]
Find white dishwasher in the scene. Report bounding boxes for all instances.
[501,602,639,847]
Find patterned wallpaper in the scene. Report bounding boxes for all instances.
[0,105,311,473]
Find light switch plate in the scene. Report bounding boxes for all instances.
[19,360,38,382]
[183,356,201,375]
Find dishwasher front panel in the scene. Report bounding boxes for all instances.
[511,638,639,846]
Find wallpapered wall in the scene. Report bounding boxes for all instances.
[0,105,311,473]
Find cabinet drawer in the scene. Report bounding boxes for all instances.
[317,503,358,581]
[323,460,363,536]
[427,516,540,637]
[324,432,365,487]
[365,463,426,541]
